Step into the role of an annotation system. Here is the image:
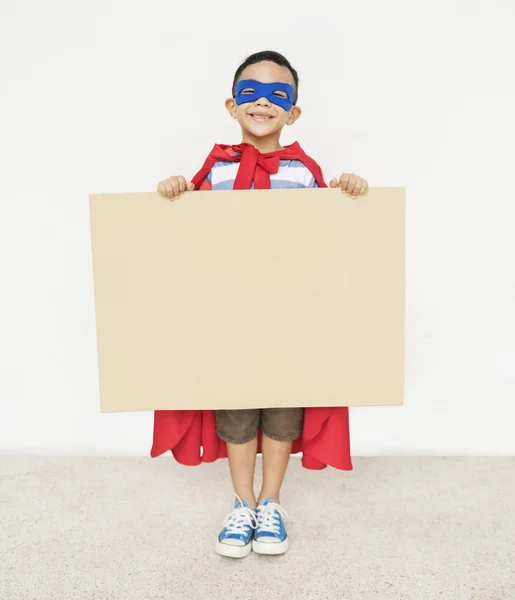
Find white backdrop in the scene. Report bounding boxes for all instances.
[1,0,514,456]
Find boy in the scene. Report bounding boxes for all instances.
[156,51,368,558]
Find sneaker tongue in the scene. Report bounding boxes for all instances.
[234,499,249,509]
[261,498,276,506]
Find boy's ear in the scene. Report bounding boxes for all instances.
[225,97,237,119]
[286,105,302,126]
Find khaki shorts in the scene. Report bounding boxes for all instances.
[216,408,304,444]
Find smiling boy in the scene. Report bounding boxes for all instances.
[155,51,368,558]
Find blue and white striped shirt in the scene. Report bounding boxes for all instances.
[205,158,319,190]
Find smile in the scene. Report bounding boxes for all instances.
[248,114,274,122]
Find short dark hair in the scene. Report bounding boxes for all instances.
[232,51,299,105]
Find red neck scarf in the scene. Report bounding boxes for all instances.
[191,141,327,190]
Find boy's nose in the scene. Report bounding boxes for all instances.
[256,96,271,106]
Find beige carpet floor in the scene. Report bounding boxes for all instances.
[1,456,514,600]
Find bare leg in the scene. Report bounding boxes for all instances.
[258,432,293,505]
[226,437,258,509]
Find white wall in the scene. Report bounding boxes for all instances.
[1,0,514,456]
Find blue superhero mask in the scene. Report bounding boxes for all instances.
[234,79,295,111]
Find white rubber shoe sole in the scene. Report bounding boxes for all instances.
[252,536,289,555]
[215,539,252,559]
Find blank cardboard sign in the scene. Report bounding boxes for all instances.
[89,188,405,412]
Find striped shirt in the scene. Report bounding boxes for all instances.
[197,149,319,191]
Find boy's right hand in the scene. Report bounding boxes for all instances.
[157,176,194,200]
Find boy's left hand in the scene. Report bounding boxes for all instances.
[329,173,369,199]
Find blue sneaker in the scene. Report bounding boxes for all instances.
[252,498,289,555]
[215,496,257,558]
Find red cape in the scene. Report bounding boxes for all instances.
[151,407,352,470]
[151,142,353,470]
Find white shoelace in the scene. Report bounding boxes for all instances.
[222,494,257,535]
[256,502,289,534]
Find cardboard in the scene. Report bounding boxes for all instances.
[89,188,405,412]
